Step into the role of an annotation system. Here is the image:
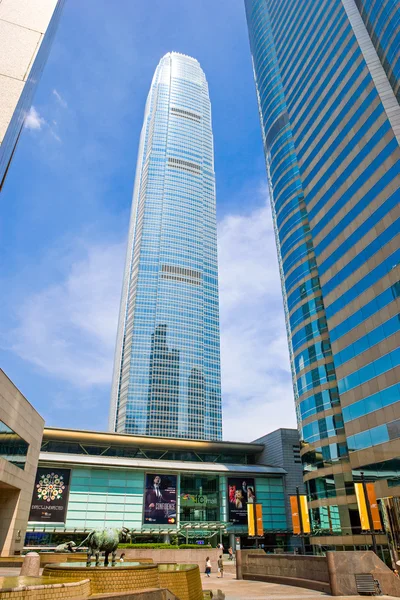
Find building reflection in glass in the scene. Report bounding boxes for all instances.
[188,368,205,439]
[146,325,179,437]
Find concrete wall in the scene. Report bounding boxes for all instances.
[327,551,400,597]
[237,550,330,593]
[124,548,220,571]
[236,549,400,596]
[0,370,44,555]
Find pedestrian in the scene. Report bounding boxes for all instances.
[119,553,126,562]
[218,554,224,578]
[205,556,211,577]
[228,546,233,561]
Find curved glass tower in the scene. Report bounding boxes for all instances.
[245,0,400,550]
[109,52,222,441]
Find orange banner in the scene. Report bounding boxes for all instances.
[366,483,382,531]
[248,503,264,536]
[248,504,255,536]
[290,496,301,534]
[355,482,370,530]
[299,494,311,533]
[256,503,264,536]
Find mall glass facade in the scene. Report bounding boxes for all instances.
[245,0,400,549]
[25,429,288,547]
[109,52,222,441]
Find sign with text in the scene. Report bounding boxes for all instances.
[227,478,256,524]
[29,468,71,523]
[180,492,218,507]
[143,473,177,525]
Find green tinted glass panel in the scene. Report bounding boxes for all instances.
[0,419,29,470]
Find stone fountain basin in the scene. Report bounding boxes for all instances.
[52,560,143,568]
[42,561,160,594]
[0,575,90,599]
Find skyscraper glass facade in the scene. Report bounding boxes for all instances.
[0,0,65,190]
[245,0,400,547]
[110,53,222,441]
[354,0,399,101]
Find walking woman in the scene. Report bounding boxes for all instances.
[205,556,211,577]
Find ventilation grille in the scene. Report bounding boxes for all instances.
[161,264,202,285]
[167,157,201,175]
[171,107,201,122]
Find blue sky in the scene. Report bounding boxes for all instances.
[0,0,296,440]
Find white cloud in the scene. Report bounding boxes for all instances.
[24,106,46,130]
[50,130,62,143]
[218,185,297,441]
[24,105,61,140]
[4,184,297,440]
[53,89,68,108]
[9,241,125,387]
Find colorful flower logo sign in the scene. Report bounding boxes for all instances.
[29,467,71,523]
[36,472,66,502]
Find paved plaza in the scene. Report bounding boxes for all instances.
[201,571,399,600]
[1,566,400,600]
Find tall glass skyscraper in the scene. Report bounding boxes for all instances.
[109,52,222,441]
[0,0,64,190]
[245,0,400,550]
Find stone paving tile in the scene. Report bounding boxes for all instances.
[200,571,400,600]
[201,572,324,600]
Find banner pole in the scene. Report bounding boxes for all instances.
[254,503,258,549]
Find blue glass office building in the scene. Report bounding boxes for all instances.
[245,0,400,549]
[354,0,399,102]
[0,0,64,190]
[110,53,222,441]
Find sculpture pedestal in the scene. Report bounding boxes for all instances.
[20,552,40,577]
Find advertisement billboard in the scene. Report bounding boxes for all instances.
[227,478,256,524]
[29,468,71,523]
[143,473,177,525]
